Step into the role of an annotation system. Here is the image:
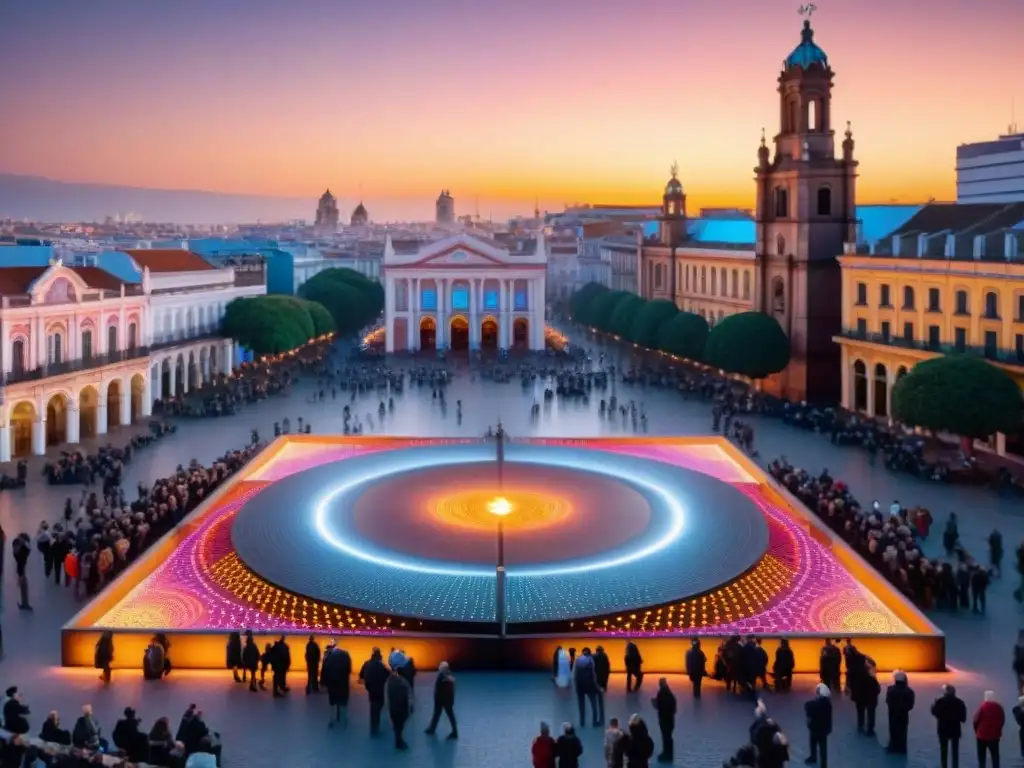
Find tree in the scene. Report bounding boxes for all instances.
[704,312,791,379]
[587,290,630,332]
[892,355,1024,449]
[221,296,314,355]
[656,311,709,361]
[571,282,609,324]
[299,269,382,334]
[630,299,678,349]
[609,295,646,340]
[302,299,336,336]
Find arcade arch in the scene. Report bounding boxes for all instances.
[131,374,146,422]
[449,315,469,351]
[420,316,437,351]
[10,401,35,458]
[46,392,69,446]
[107,379,123,430]
[512,317,529,348]
[481,316,498,349]
[79,385,100,439]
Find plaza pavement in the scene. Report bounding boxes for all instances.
[0,335,1020,767]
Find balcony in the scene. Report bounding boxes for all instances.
[837,327,1024,366]
[2,346,151,386]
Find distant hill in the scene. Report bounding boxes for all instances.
[0,174,313,225]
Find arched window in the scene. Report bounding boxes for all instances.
[874,363,889,418]
[817,186,832,216]
[108,325,118,353]
[853,360,868,412]
[774,188,789,218]
[47,332,63,365]
[808,99,817,131]
[771,278,786,315]
[788,101,798,133]
[128,322,137,350]
[11,338,25,374]
[731,269,738,298]
[742,272,751,300]
[776,234,786,256]
[902,286,915,310]
[81,329,93,360]
[984,291,999,319]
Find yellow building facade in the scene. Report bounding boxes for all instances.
[835,247,1024,452]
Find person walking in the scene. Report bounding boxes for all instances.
[13,533,32,611]
[686,639,707,698]
[424,661,457,739]
[624,641,643,693]
[271,635,291,697]
[359,647,389,736]
[94,631,114,685]
[555,723,583,768]
[973,691,1005,768]
[931,684,967,768]
[304,635,321,694]
[573,647,600,728]
[321,643,352,729]
[652,678,677,763]
[804,683,832,767]
[386,667,412,750]
[225,632,243,684]
[885,670,916,754]
[241,631,261,692]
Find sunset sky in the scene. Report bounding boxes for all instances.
[1,0,1021,221]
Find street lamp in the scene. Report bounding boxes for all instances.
[491,422,509,636]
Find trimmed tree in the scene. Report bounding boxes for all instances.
[587,290,630,333]
[630,299,679,349]
[892,355,1024,453]
[656,311,709,361]
[610,294,646,340]
[571,282,609,324]
[300,270,380,335]
[704,312,791,379]
[221,296,311,355]
[302,299,336,336]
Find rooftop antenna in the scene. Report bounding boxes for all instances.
[798,3,817,19]
[475,194,480,221]
[1010,96,1018,135]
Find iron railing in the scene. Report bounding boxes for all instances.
[2,346,152,385]
[837,327,1024,365]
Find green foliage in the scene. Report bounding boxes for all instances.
[586,290,630,332]
[570,282,609,324]
[892,355,1024,440]
[655,311,709,361]
[302,299,336,336]
[609,295,646,340]
[704,312,791,379]
[630,299,678,348]
[221,296,310,355]
[299,268,383,335]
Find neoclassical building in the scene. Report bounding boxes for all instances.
[383,232,547,353]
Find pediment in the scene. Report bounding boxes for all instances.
[421,246,504,266]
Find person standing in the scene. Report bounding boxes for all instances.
[359,647,389,736]
[13,533,32,611]
[305,635,321,694]
[241,631,261,692]
[852,663,880,736]
[804,683,832,767]
[619,714,655,768]
[593,645,610,725]
[973,691,1005,768]
[652,677,677,763]
[271,635,291,697]
[321,643,352,729]
[818,639,841,694]
[624,641,643,693]
[531,722,556,768]
[573,648,600,728]
[386,667,412,750]
[885,670,916,754]
[225,632,243,684]
[1012,696,1024,761]
[932,683,967,768]
[94,631,114,685]
[424,661,457,739]
[555,723,583,768]
[604,717,624,768]
[773,638,795,692]
[686,639,707,698]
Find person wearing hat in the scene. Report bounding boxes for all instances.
[2,687,29,734]
[685,639,708,698]
[885,670,916,754]
[931,683,966,768]
[804,683,832,767]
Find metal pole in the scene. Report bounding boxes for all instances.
[496,421,506,636]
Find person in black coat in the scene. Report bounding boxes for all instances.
[305,635,321,694]
[555,723,583,768]
[593,645,611,692]
[804,683,832,767]
[225,631,243,683]
[885,670,916,754]
[39,711,71,746]
[851,662,881,735]
[359,647,389,736]
[624,641,643,692]
[773,639,795,692]
[95,630,114,685]
[424,661,458,739]
[2,687,29,734]
[931,683,967,768]
[321,643,353,728]
[754,638,770,691]
[818,639,841,694]
[112,707,148,763]
[685,639,707,698]
[652,677,677,763]
[271,635,291,697]
[241,631,261,692]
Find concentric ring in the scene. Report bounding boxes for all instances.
[230,443,771,623]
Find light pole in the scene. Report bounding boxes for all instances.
[489,422,510,637]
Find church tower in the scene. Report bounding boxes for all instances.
[659,162,687,301]
[314,189,339,236]
[754,11,857,403]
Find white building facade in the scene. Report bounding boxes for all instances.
[957,132,1024,203]
[383,232,547,353]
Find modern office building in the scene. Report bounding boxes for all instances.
[956,130,1024,203]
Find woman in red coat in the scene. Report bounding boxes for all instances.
[973,690,1005,768]
[531,721,556,768]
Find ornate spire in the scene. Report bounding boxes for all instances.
[843,120,855,161]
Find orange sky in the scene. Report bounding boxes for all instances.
[0,0,1020,220]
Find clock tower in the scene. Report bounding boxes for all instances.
[754,11,857,403]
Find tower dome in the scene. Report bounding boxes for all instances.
[350,201,369,226]
[319,188,336,203]
[784,20,828,70]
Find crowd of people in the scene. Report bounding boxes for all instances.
[2,687,221,767]
[42,423,175,487]
[768,458,997,613]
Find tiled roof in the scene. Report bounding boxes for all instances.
[0,266,48,295]
[122,249,215,272]
[70,266,126,291]
[890,203,1024,237]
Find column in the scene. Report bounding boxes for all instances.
[437,279,447,350]
[886,370,894,422]
[120,387,132,425]
[67,407,80,444]
[168,361,177,396]
[182,364,190,394]
[32,418,45,455]
[839,346,850,410]
[0,424,9,463]
[469,277,479,350]
[142,375,153,417]
[97,402,108,435]
[223,340,234,374]
[499,278,508,350]
[384,276,395,354]
[34,316,44,369]
[865,368,875,416]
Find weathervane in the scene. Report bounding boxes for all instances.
[798,3,817,18]
[670,160,679,179]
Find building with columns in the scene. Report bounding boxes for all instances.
[383,232,547,353]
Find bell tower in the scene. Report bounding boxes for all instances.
[754,7,858,403]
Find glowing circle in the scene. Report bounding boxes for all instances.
[488,497,512,517]
[429,489,570,533]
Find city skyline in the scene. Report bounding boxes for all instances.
[1,0,1021,222]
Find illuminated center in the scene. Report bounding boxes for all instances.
[488,496,513,517]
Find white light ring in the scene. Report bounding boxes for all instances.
[313,451,685,578]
